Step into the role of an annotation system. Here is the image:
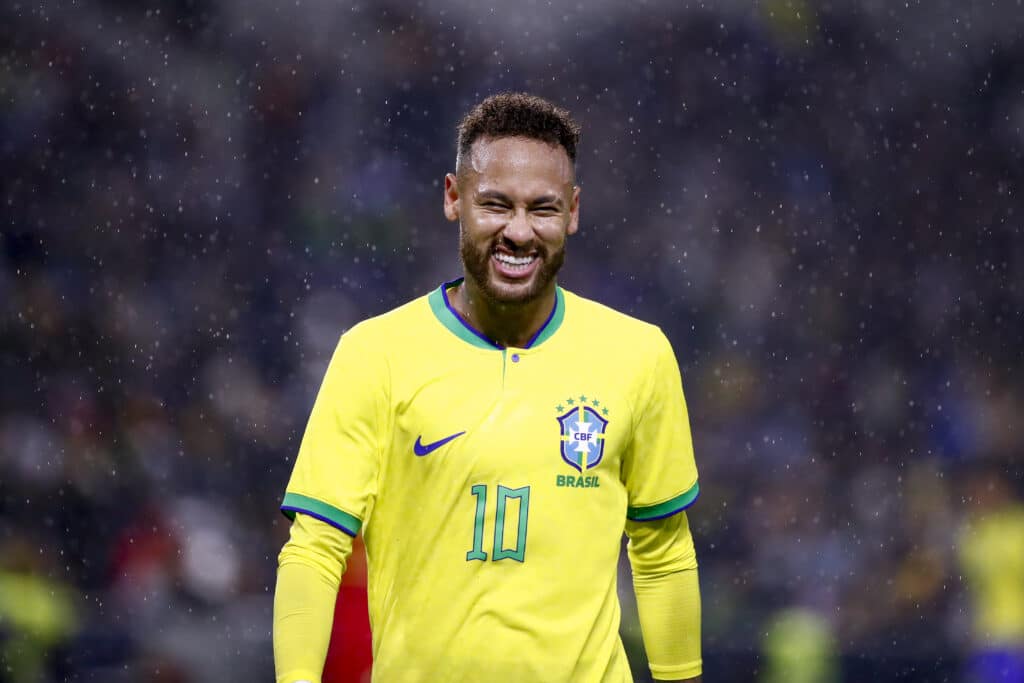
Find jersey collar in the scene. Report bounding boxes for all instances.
[427,278,565,350]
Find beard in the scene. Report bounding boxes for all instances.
[459,231,566,305]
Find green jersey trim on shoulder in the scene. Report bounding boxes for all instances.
[428,278,565,349]
[627,481,700,521]
[281,492,362,537]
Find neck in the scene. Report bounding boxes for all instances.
[452,278,557,348]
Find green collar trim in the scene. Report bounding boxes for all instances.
[427,278,565,350]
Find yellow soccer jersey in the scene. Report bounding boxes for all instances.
[282,279,700,682]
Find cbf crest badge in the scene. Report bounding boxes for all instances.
[556,396,610,473]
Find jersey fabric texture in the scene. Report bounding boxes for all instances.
[281,279,700,682]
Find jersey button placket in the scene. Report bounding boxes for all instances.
[503,348,526,389]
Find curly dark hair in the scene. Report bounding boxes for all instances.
[456,93,581,172]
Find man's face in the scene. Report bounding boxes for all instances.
[444,136,580,305]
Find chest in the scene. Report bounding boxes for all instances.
[384,349,639,490]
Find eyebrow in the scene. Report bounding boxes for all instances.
[476,190,512,203]
[476,190,564,207]
[529,195,563,207]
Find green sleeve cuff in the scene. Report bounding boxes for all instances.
[281,492,362,537]
[627,481,700,521]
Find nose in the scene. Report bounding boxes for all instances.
[503,208,532,246]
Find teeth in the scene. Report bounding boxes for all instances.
[494,253,535,268]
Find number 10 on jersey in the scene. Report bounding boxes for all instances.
[467,484,531,562]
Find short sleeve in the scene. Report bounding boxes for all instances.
[281,325,388,537]
[622,329,700,521]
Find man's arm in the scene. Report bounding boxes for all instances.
[274,325,383,682]
[626,510,702,682]
[274,513,354,683]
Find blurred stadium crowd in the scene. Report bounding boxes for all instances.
[2,1,1023,681]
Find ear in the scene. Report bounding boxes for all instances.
[567,185,581,235]
[443,173,460,222]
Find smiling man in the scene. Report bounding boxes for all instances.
[274,93,703,683]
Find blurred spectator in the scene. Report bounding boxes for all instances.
[0,537,80,682]
[760,607,839,683]
[958,466,1024,683]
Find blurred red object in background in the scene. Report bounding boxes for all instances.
[323,535,372,683]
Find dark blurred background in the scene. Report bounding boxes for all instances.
[2,0,1023,681]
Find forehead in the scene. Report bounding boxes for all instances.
[464,136,574,191]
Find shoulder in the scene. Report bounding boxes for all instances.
[338,292,433,347]
[319,292,435,376]
[561,289,673,355]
